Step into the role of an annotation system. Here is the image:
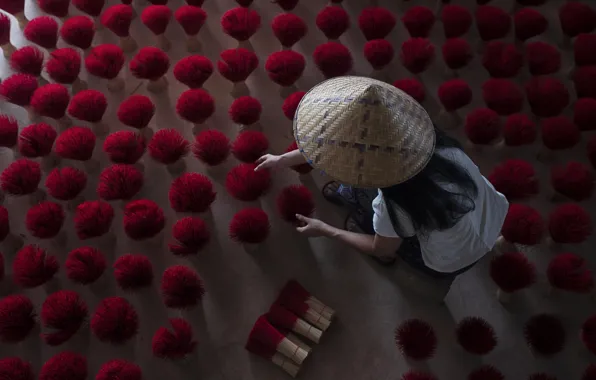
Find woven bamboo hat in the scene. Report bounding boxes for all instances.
[293,76,435,188]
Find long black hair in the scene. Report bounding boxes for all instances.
[380,128,478,238]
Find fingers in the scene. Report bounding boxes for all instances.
[296,226,306,233]
[295,214,308,222]
[255,155,267,164]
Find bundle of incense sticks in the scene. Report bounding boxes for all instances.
[245,339,301,377]
[249,317,310,366]
[275,296,330,332]
[267,304,323,343]
[282,280,335,320]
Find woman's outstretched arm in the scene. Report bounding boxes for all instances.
[255,149,307,171]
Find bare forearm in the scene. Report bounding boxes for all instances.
[280,149,308,167]
[322,225,376,255]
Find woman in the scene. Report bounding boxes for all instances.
[256,76,508,281]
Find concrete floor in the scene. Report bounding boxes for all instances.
[0,0,595,379]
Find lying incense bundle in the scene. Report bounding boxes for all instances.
[281,280,335,320]
[249,316,309,366]
[245,338,300,377]
[267,304,322,343]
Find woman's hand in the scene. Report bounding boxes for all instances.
[295,214,334,237]
[255,154,283,171]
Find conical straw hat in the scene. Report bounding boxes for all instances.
[293,76,435,188]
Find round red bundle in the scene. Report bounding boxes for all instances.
[551,162,594,201]
[358,7,396,40]
[525,77,569,118]
[574,66,596,99]
[96,360,141,380]
[130,47,169,80]
[547,253,593,293]
[583,365,596,380]
[582,316,596,355]
[192,130,230,166]
[514,8,547,41]
[113,254,153,290]
[548,203,592,244]
[524,314,565,356]
[400,38,435,75]
[282,91,305,120]
[141,5,171,36]
[0,295,35,343]
[174,5,206,36]
[541,116,580,151]
[91,296,138,343]
[232,131,269,163]
[74,200,114,239]
[24,16,58,49]
[401,371,437,380]
[488,159,539,200]
[574,34,596,67]
[482,42,523,78]
[54,126,96,161]
[442,38,472,70]
[468,366,505,380]
[271,0,297,10]
[559,2,596,38]
[221,7,260,41]
[574,98,596,131]
[229,208,270,244]
[101,4,133,37]
[490,252,536,293]
[0,0,24,15]
[313,42,353,78]
[482,79,523,116]
[25,201,64,239]
[0,114,18,148]
[38,0,70,18]
[161,265,205,308]
[286,141,312,174]
[455,317,497,355]
[226,163,271,201]
[40,290,87,346]
[169,173,215,213]
[315,6,349,40]
[148,129,189,164]
[464,108,501,145]
[475,5,511,41]
[39,352,86,380]
[104,131,146,164]
[217,48,259,83]
[123,199,165,240]
[393,78,425,103]
[84,44,125,80]
[501,204,544,245]
[10,46,44,77]
[229,96,261,125]
[526,42,561,76]
[60,16,95,50]
[441,5,471,38]
[73,0,105,17]
[364,39,394,70]
[98,164,143,201]
[117,95,155,130]
[402,6,435,38]
[45,48,82,84]
[18,122,57,158]
[0,14,11,50]
[169,217,210,256]
[30,84,70,119]
[277,184,315,223]
[265,51,306,86]
[68,89,107,123]
[271,13,306,48]
[173,55,213,88]
[437,79,472,112]
[65,247,106,285]
[503,114,536,146]
[176,89,215,124]
[152,318,197,359]
[394,319,437,360]
[0,357,34,380]
[0,74,38,106]
[1,159,41,196]
[588,136,596,169]
[13,244,59,288]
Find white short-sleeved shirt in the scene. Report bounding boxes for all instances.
[372,147,509,273]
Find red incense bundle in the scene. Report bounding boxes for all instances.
[249,316,309,366]
[101,4,136,52]
[0,13,14,58]
[280,280,335,321]
[84,44,126,92]
[45,48,87,93]
[174,5,207,52]
[24,16,58,50]
[245,338,300,377]
[267,304,322,343]
[129,47,170,93]
[141,5,171,51]
[276,297,329,332]
[60,16,95,51]
[0,0,27,28]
